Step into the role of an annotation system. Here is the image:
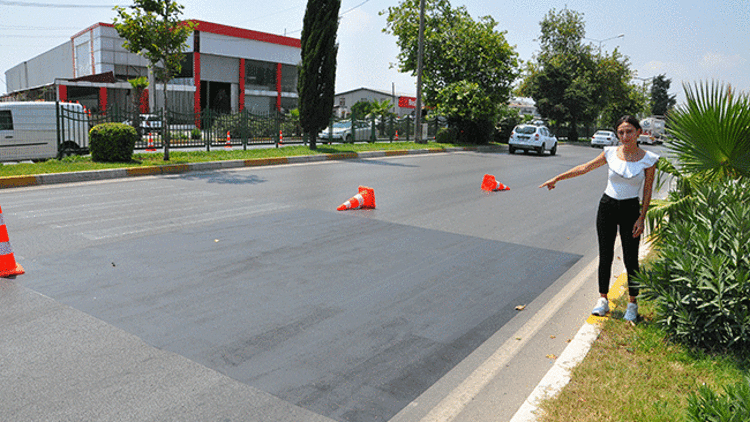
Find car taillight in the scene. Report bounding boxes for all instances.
[535,134,539,139]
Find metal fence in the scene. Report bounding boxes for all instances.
[64,106,448,152]
[56,102,91,157]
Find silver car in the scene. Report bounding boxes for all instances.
[508,124,557,155]
[318,120,371,143]
[591,130,618,147]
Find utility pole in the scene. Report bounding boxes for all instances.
[414,0,426,143]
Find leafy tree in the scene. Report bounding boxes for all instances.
[298,0,341,150]
[518,8,598,141]
[351,100,374,119]
[435,81,496,143]
[368,99,394,119]
[113,0,195,161]
[520,7,645,138]
[383,0,518,142]
[651,74,677,116]
[594,50,646,128]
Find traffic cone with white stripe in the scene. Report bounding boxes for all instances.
[0,206,24,278]
[481,174,510,191]
[225,131,232,149]
[337,186,376,211]
[279,130,283,145]
[146,133,156,151]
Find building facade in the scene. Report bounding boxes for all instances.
[333,87,416,118]
[3,20,301,117]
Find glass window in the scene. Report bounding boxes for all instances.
[245,60,276,91]
[280,64,298,93]
[0,110,13,131]
[244,95,275,114]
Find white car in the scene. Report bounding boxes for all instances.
[318,120,371,143]
[123,114,162,130]
[591,130,618,147]
[508,124,557,155]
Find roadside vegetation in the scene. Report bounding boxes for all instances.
[539,81,750,421]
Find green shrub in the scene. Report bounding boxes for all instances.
[637,178,750,355]
[685,377,750,422]
[191,128,202,140]
[89,123,137,162]
[435,127,457,143]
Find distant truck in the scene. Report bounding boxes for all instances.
[0,101,90,162]
[640,116,665,138]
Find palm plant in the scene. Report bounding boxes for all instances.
[646,81,750,244]
[668,81,750,181]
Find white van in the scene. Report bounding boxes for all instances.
[0,101,90,162]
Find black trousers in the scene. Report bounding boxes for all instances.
[596,194,641,297]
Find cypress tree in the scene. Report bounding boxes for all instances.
[298,0,341,150]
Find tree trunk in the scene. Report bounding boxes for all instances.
[309,132,317,150]
[568,120,579,143]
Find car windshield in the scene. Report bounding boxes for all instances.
[515,126,537,135]
[332,121,351,129]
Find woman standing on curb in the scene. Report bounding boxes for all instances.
[539,115,659,322]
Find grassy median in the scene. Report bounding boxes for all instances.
[538,256,749,422]
[0,141,477,177]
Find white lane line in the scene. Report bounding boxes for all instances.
[415,257,598,422]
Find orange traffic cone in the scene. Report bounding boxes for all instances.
[337,186,376,211]
[481,174,510,191]
[0,206,24,278]
[279,129,284,145]
[225,131,232,149]
[146,133,156,151]
[395,130,399,140]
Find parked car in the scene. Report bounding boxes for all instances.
[123,114,162,130]
[590,130,618,147]
[508,124,557,155]
[318,120,371,143]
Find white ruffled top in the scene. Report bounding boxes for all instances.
[603,146,660,200]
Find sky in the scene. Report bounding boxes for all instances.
[1,0,749,106]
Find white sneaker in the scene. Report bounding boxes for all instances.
[591,297,610,316]
[624,302,638,322]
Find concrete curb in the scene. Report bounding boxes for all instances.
[509,272,629,422]
[0,145,504,190]
[509,234,654,422]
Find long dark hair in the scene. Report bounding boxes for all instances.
[615,115,642,132]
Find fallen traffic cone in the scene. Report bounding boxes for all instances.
[481,174,510,191]
[146,133,156,151]
[225,131,232,149]
[0,205,24,278]
[337,186,376,211]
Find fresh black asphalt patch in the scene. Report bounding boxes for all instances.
[24,208,581,422]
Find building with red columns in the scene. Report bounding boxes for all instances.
[3,20,301,116]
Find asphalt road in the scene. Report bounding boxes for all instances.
[0,144,661,421]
